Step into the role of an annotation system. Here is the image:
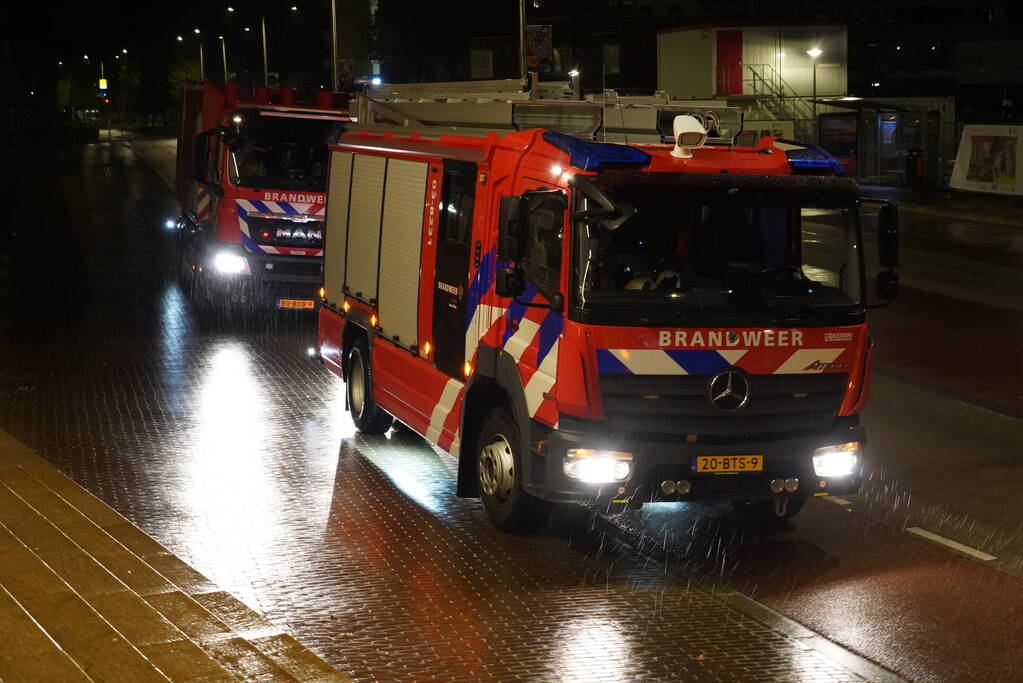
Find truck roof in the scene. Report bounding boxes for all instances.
[332,128,842,178]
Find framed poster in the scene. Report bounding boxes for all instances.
[950,125,1022,196]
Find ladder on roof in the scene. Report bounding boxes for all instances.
[353,80,745,145]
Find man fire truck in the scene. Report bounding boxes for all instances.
[175,82,350,311]
[316,81,900,531]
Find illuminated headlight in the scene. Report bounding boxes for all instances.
[813,442,861,477]
[563,448,633,483]
[213,251,247,274]
[164,218,176,230]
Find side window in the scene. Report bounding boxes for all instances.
[211,133,223,184]
[439,161,475,248]
[522,191,566,298]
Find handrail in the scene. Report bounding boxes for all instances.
[716,62,815,123]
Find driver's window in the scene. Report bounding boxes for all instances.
[522,192,566,298]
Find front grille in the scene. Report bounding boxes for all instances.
[249,254,322,284]
[247,216,324,249]
[599,373,847,443]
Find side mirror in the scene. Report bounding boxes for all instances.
[598,201,636,232]
[549,292,564,313]
[878,203,899,268]
[495,266,525,298]
[876,270,899,302]
[498,195,526,261]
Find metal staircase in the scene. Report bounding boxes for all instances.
[718,63,817,141]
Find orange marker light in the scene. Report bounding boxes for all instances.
[342,301,350,313]
[371,314,378,327]
[463,361,472,377]
[423,341,431,356]
[318,286,326,299]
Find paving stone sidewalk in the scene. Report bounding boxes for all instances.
[0,428,350,682]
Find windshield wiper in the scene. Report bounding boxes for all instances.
[765,301,861,324]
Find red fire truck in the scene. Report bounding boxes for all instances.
[175,82,350,310]
[316,82,900,530]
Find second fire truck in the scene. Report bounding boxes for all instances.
[317,82,900,530]
[175,82,350,311]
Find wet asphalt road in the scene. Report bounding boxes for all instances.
[1,137,1022,682]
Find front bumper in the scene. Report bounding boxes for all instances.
[199,246,322,309]
[528,416,864,505]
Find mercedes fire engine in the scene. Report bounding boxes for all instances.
[316,81,900,530]
[175,82,350,311]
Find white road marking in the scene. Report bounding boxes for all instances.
[906,526,997,561]
[825,496,851,505]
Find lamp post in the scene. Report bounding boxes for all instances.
[330,0,338,90]
[806,47,822,141]
[261,15,269,86]
[219,36,228,84]
[194,29,205,80]
[518,0,526,84]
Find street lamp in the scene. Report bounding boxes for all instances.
[177,32,204,80]
[806,47,822,140]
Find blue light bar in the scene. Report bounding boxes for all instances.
[777,139,844,175]
[542,131,651,171]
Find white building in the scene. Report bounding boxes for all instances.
[657,24,849,142]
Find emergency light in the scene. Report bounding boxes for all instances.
[541,131,650,171]
[777,139,844,175]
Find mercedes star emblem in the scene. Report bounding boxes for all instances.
[708,367,751,413]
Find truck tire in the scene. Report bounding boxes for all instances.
[732,495,806,521]
[176,236,196,299]
[476,407,537,532]
[346,338,393,435]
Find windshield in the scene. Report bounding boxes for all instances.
[227,111,343,192]
[573,173,864,327]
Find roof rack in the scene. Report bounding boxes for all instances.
[352,80,743,144]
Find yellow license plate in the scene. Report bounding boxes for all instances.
[695,455,764,473]
[277,298,316,310]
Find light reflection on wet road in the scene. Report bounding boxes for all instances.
[1,137,1022,681]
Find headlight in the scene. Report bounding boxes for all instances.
[813,442,860,477]
[214,251,247,274]
[563,448,633,483]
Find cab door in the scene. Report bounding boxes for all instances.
[432,160,477,379]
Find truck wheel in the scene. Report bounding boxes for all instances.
[477,408,535,532]
[732,495,806,521]
[346,338,393,435]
